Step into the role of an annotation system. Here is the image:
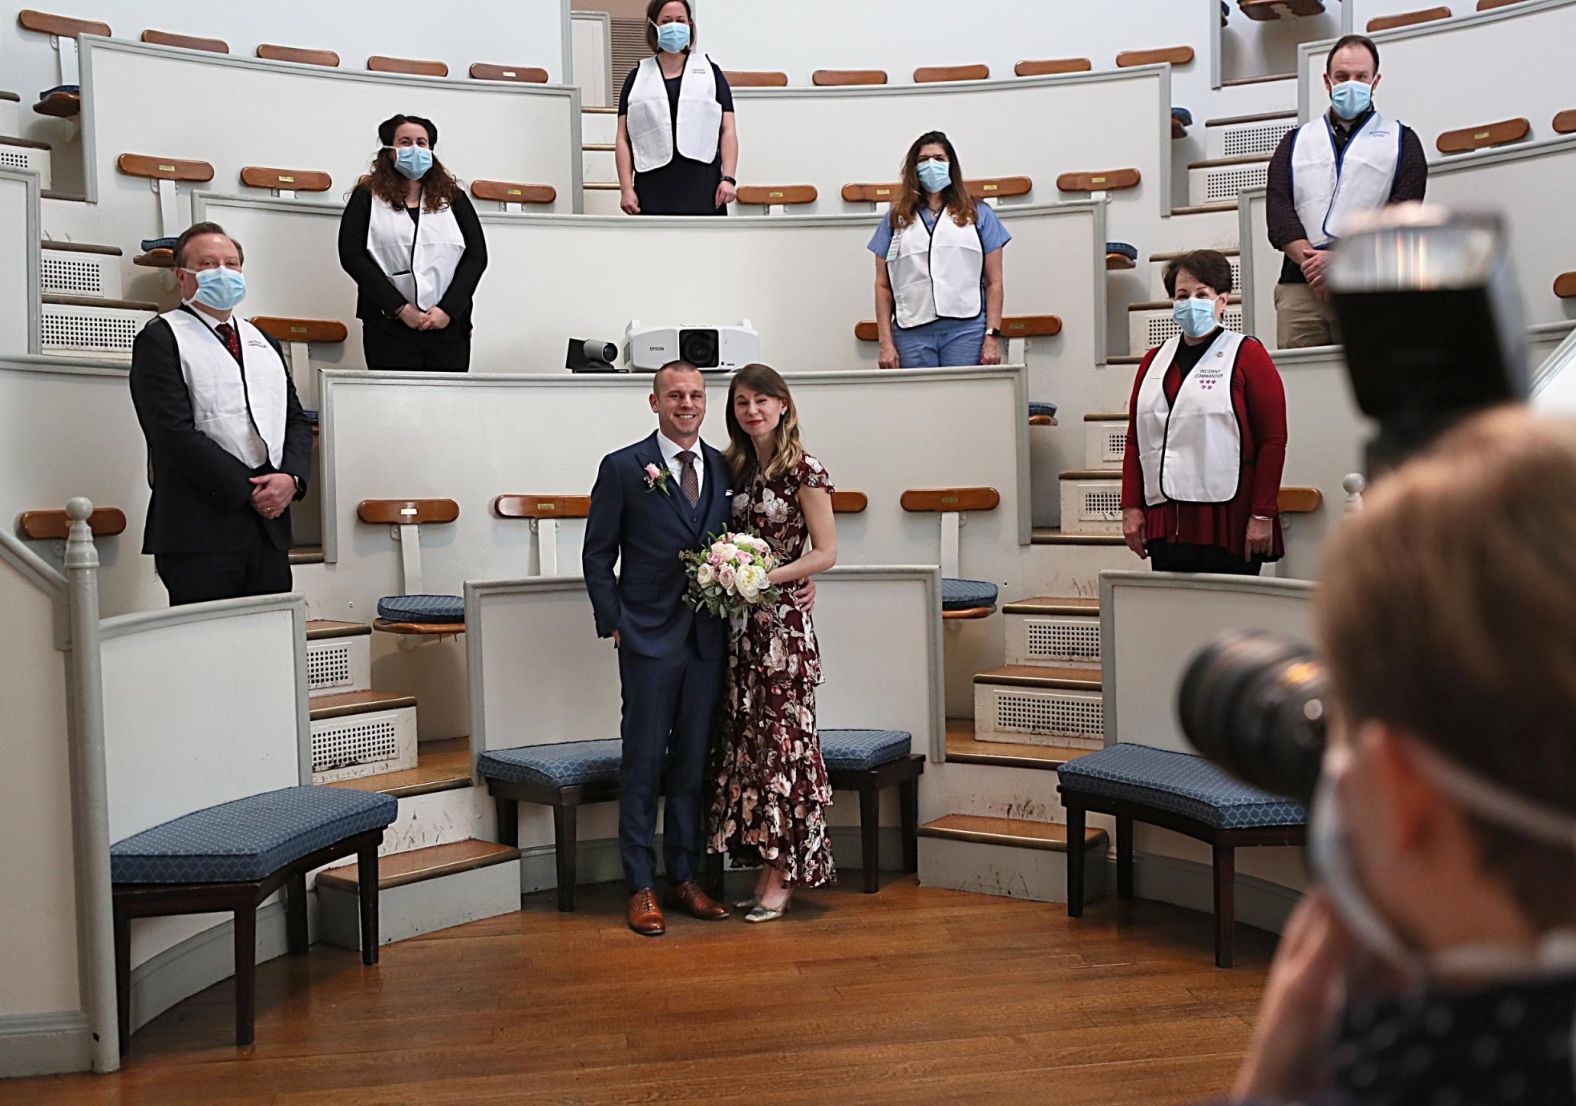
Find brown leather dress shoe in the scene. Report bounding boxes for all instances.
[665,880,730,920]
[627,887,665,936]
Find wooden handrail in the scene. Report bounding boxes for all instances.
[1436,117,1529,154]
[1554,272,1576,299]
[854,315,1061,341]
[914,64,990,83]
[1057,168,1141,192]
[251,317,348,344]
[357,499,460,525]
[471,180,557,205]
[1116,46,1195,68]
[141,29,228,53]
[736,185,818,206]
[116,153,214,182]
[17,9,110,38]
[240,166,332,192]
[257,43,340,67]
[1277,487,1323,514]
[18,507,126,540]
[367,55,448,77]
[469,62,548,83]
[1366,5,1452,31]
[812,69,887,86]
[493,494,592,520]
[900,488,1001,513]
[724,70,788,87]
[1014,57,1092,77]
[830,491,868,514]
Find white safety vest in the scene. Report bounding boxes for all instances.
[1291,110,1403,247]
[162,307,287,470]
[1133,329,1246,506]
[365,190,465,312]
[885,208,985,330]
[627,52,722,173]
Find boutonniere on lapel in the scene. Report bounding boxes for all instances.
[642,462,672,497]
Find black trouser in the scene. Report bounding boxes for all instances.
[1147,539,1264,576]
[155,540,292,605]
[361,316,471,372]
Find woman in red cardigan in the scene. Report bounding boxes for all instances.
[1120,249,1288,574]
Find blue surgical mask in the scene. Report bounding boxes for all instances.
[1330,79,1372,122]
[1172,296,1220,339]
[183,266,246,312]
[917,158,952,195]
[388,145,432,181]
[653,21,690,54]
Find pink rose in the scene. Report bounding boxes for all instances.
[737,551,752,565]
[709,552,724,567]
[717,565,736,589]
[644,463,661,480]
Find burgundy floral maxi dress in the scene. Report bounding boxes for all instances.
[707,453,837,887]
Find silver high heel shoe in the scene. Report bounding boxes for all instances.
[744,896,791,924]
[733,896,759,912]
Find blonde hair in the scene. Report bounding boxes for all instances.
[724,364,805,484]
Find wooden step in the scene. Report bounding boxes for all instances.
[289,545,324,565]
[1058,468,1121,481]
[1188,154,1271,171]
[316,838,517,893]
[1105,355,1145,366]
[306,619,370,641]
[310,689,418,722]
[919,814,1107,853]
[327,736,472,799]
[973,665,1101,691]
[42,293,159,312]
[1001,596,1099,617]
[1204,109,1297,128]
[1170,201,1238,215]
[1082,410,1129,420]
[1032,528,1125,546]
[945,720,1093,770]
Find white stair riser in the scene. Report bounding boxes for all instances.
[1083,418,1127,470]
[1129,303,1244,354]
[1188,161,1269,207]
[379,784,491,856]
[41,250,123,299]
[975,683,1104,748]
[316,858,521,947]
[1005,612,1101,669]
[1206,118,1295,161]
[310,706,417,783]
[933,761,1069,823]
[582,146,616,185]
[1021,542,1135,600]
[581,110,618,145]
[0,99,18,135]
[1059,477,1122,536]
[583,186,622,215]
[919,836,1107,904]
[1150,255,1242,301]
[40,302,155,361]
[0,141,51,190]
[306,634,372,698]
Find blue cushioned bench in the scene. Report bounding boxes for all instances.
[1056,743,1305,967]
[480,730,922,909]
[111,786,397,1050]
[941,577,999,616]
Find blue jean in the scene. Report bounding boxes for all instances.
[892,314,988,368]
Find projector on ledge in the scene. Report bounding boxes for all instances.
[624,320,759,372]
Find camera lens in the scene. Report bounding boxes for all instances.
[1176,630,1328,802]
[679,328,719,368]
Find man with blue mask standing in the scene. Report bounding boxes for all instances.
[129,222,313,605]
[1265,35,1426,349]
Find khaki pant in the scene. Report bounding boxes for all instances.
[1274,281,1339,350]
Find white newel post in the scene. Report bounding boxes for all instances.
[1343,473,1366,515]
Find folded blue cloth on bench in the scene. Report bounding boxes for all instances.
[1105,241,1139,261]
[479,740,622,789]
[1171,106,1194,127]
[38,84,79,101]
[139,237,179,254]
[1028,401,1059,418]
[942,577,998,612]
[1057,744,1305,830]
[820,729,912,772]
[377,594,464,624]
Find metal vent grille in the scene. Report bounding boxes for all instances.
[312,718,397,773]
[42,257,104,296]
[610,18,647,90]
[41,309,143,354]
[0,150,30,171]
[1026,619,1101,663]
[307,642,353,692]
[1223,122,1294,158]
[1102,429,1127,463]
[995,691,1103,739]
[1080,487,1122,518]
[1204,164,1269,203]
[1147,306,1245,347]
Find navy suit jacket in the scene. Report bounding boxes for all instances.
[582,433,733,660]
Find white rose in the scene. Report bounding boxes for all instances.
[738,582,760,604]
[695,563,716,587]
[720,543,740,562]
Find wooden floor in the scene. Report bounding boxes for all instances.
[3,878,1275,1105]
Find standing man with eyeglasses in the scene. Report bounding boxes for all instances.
[129,221,313,606]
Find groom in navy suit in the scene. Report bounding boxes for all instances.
[583,361,734,936]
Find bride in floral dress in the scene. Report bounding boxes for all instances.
[707,363,839,922]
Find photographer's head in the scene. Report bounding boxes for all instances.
[1313,408,1576,971]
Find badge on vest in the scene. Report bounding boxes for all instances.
[1195,362,1227,391]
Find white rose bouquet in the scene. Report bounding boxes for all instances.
[680,531,781,619]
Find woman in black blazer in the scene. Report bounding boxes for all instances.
[337,113,487,371]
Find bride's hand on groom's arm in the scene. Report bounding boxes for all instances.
[794,578,816,614]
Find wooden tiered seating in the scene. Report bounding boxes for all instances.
[1014,58,1092,77]
[900,487,1002,621]
[1557,110,1576,134]
[256,43,340,67]
[913,64,990,83]
[724,70,789,87]
[811,69,888,86]
[1367,5,1452,31]
[18,9,109,118]
[358,498,465,636]
[853,316,1061,343]
[367,55,448,78]
[469,63,547,83]
[141,29,228,53]
[1436,116,1530,154]
[1056,168,1141,193]
[735,185,818,209]
[240,166,332,193]
[470,180,557,209]
[17,506,126,540]
[1555,273,1576,299]
[1115,46,1195,68]
[1238,0,1325,18]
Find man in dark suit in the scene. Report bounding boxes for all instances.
[583,361,734,936]
[129,222,313,606]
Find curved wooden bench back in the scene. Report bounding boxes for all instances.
[812,69,887,86]
[914,64,989,84]
[469,63,548,83]
[735,185,818,206]
[357,499,460,525]
[1367,5,1452,31]
[1015,57,1092,77]
[367,55,448,78]
[240,166,332,192]
[830,491,868,514]
[251,317,348,344]
[1436,117,1529,154]
[493,494,592,520]
[1116,46,1195,68]
[18,507,126,540]
[1057,168,1141,193]
[471,180,557,205]
[900,488,1000,513]
[17,9,109,38]
[257,43,340,67]
[141,29,228,53]
[724,70,789,87]
[116,153,214,182]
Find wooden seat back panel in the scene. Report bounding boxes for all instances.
[1116,46,1195,68]
[240,166,332,192]
[493,495,592,520]
[117,153,214,182]
[1367,5,1452,31]
[471,180,557,205]
[724,70,788,87]
[357,499,460,525]
[469,63,548,83]
[736,185,818,206]
[1556,110,1576,135]
[17,9,110,38]
[1015,58,1092,77]
[1435,117,1530,154]
[1276,487,1323,514]
[1554,272,1576,299]
[257,44,340,67]
[914,64,990,84]
[1057,168,1141,192]
[812,69,887,86]
[141,30,228,54]
[900,488,1001,513]
[367,55,448,77]
[251,317,348,344]
[968,176,1032,199]
[830,491,868,514]
[18,507,127,540]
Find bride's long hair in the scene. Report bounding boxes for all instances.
[724,364,805,484]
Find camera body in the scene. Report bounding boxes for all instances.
[624,320,760,372]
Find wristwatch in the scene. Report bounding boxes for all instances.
[720,175,737,185]
[987,327,1004,339]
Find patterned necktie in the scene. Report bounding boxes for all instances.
[215,322,243,367]
[677,450,700,508]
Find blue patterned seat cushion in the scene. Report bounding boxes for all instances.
[111,786,397,884]
[942,577,999,612]
[478,740,622,789]
[1028,401,1059,418]
[40,84,80,100]
[1056,744,1306,829]
[138,236,179,254]
[1172,106,1194,126]
[377,593,465,624]
[821,729,912,772]
[1105,241,1139,262]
